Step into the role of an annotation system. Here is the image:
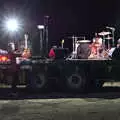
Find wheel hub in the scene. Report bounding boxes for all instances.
[67,74,82,89]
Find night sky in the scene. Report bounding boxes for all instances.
[0,0,119,50]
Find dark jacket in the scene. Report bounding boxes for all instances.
[112,47,120,60]
[8,51,20,72]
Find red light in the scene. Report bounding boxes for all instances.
[1,56,8,61]
[0,55,10,62]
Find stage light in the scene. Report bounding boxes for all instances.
[5,18,20,32]
[37,25,44,30]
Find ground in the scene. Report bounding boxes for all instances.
[0,82,120,120]
[0,96,120,120]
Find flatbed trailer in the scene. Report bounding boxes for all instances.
[0,55,120,93]
[14,58,119,92]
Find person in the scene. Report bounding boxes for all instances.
[7,43,20,95]
[48,46,57,59]
[22,48,32,59]
[89,33,103,59]
[93,33,103,45]
[112,39,120,60]
[108,47,116,58]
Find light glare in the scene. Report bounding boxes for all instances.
[37,25,44,29]
[5,19,19,32]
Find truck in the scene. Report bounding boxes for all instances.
[0,23,119,93]
[0,48,119,93]
[19,51,120,93]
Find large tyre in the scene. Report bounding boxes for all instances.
[88,79,104,92]
[65,73,87,92]
[27,72,49,92]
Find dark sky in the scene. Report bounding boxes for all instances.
[0,0,119,49]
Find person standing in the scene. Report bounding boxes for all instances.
[7,43,20,94]
[112,39,120,60]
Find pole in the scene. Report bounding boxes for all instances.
[108,35,110,49]
[103,35,106,49]
[46,25,48,55]
[37,25,45,57]
[61,39,64,48]
[72,35,75,52]
[106,26,115,47]
[39,29,43,56]
[24,34,28,49]
[112,30,115,47]
[44,16,49,57]
[75,37,77,51]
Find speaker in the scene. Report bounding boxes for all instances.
[53,48,69,59]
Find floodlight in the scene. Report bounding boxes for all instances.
[5,18,20,32]
[37,25,44,30]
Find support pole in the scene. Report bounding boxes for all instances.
[37,25,45,57]
[39,29,43,57]
[112,29,115,47]
[24,34,28,49]
[44,16,49,57]
[61,39,64,48]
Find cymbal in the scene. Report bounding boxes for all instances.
[68,36,85,39]
[77,40,91,43]
[105,37,113,40]
[98,31,111,36]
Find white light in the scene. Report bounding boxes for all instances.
[5,18,19,32]
[37,25,44,30]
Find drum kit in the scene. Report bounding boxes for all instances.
[68,29,115,59]
[89,31,113,59]
[68,36,91,58]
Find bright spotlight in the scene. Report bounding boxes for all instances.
[37,25,45,30]
[5,18,20,32]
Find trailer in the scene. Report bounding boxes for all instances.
[12,56,118,93]
[0,42,119,93]
[18,34,120,92]
[0,20,119,93]
[0,53,118,93]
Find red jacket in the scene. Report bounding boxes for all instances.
[8,51,19,72]
[49,48,55,58]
